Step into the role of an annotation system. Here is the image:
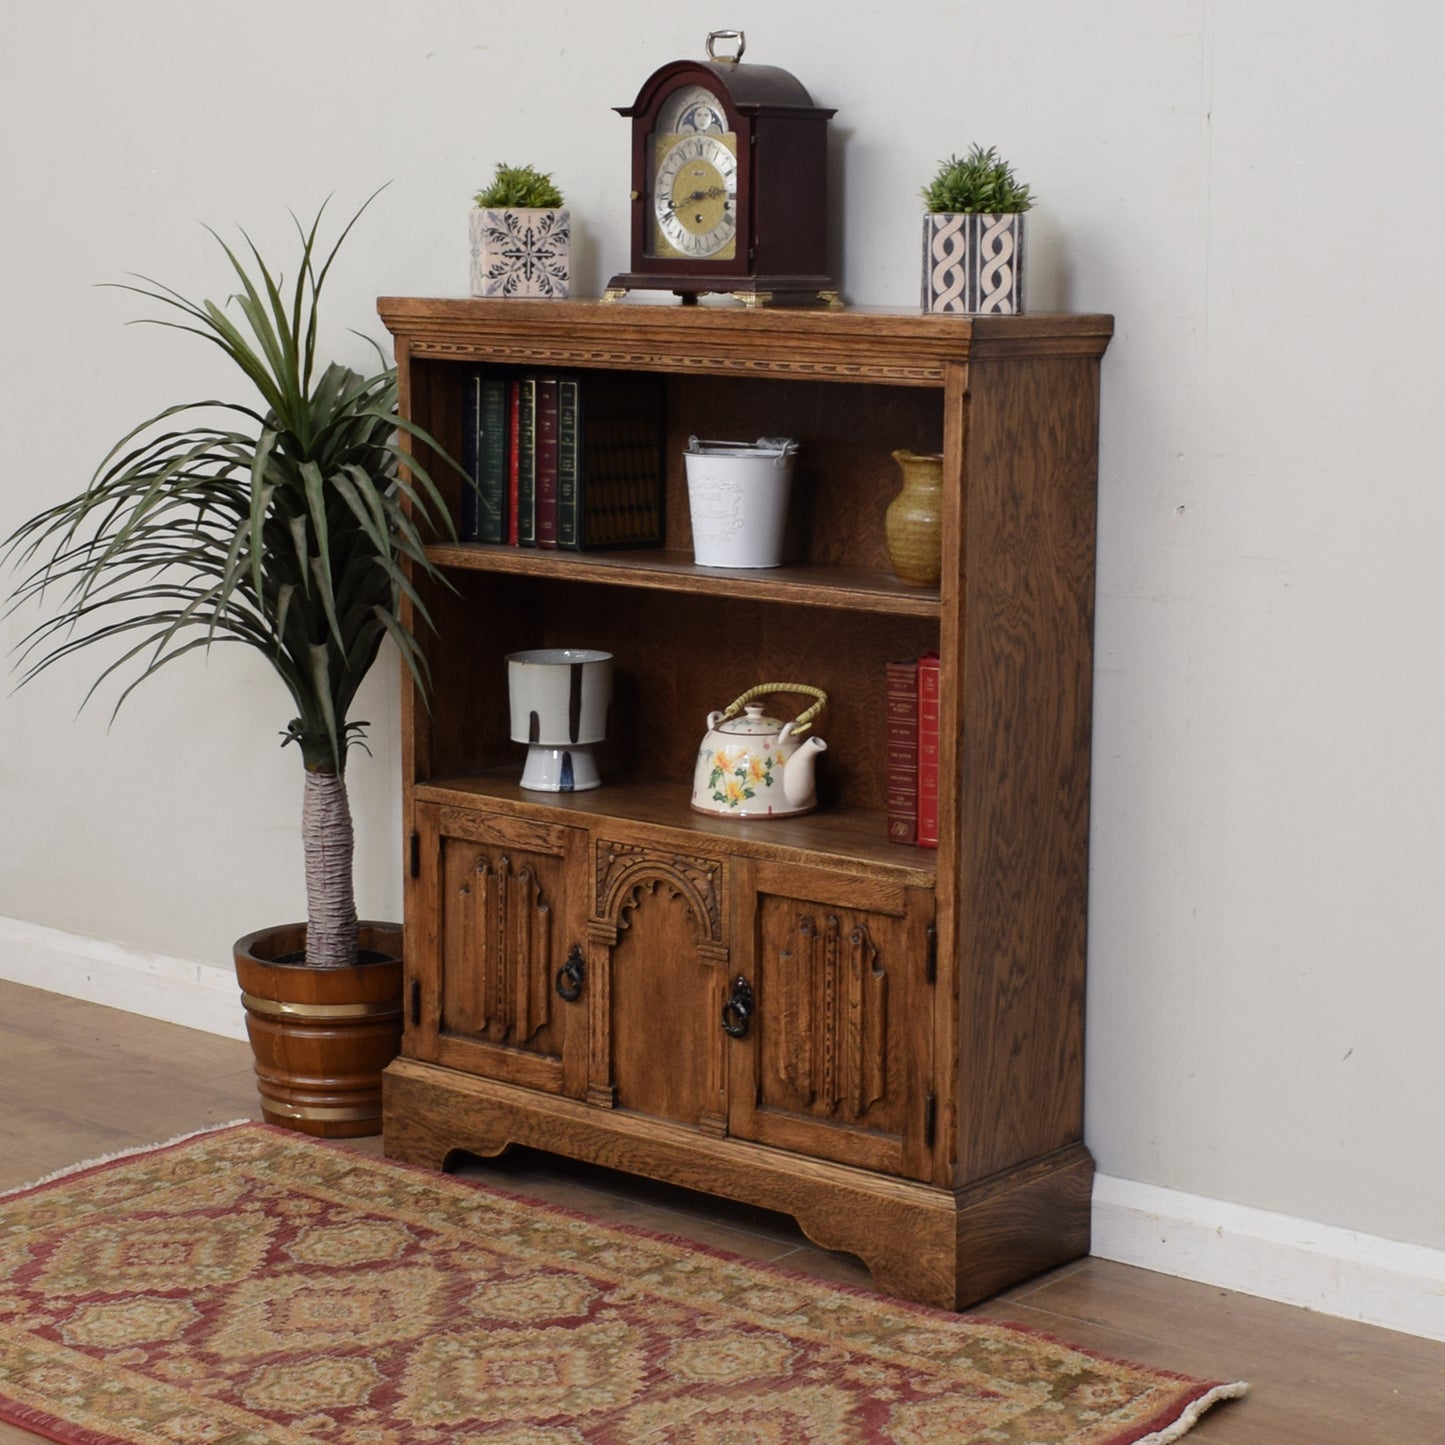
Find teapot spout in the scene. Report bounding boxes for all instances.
[782,736,827,810]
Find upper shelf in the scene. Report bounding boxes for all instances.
[425,542,942,617]
[378,297,1116,387]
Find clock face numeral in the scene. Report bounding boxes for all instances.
[650,132,738,261]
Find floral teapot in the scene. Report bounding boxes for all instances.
[691,684,827,819]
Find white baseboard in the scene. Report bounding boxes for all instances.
[1091,1172,1445,1343]
[0,915,246,1042]
[4,914,1442,1342]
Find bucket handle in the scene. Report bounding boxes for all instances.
[718,683,827,736]
[687,436,799,456]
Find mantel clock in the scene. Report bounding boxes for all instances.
[604,31,839,307]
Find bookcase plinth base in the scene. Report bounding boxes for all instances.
[382,1055,1093,1312]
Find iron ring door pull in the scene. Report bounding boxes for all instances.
[721,975,754,1038]
[555,944,585,1002]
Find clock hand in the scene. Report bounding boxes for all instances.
[670,186,728,211]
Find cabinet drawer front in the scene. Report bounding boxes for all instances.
[749,860,910,917]
[437,807,576,855]
[409,804,587,1096]
[729,866,936,1180]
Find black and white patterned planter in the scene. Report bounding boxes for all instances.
[922,212,1025,314]
[469,207,571,299]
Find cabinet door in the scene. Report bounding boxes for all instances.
[408,803,588,1097]
[588,839,731,1134]
[728,860,936,1180]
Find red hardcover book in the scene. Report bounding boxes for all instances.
[534,375,560,548]
[885,659,920,845]
[506,379,521,545]
[917,653,941,848]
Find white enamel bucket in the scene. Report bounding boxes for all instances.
[684,436,798,568]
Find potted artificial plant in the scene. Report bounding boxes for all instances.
[921,143,1034,314]
[3,195,454,1137]
[468,162,571,299]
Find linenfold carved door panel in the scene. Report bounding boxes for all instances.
[408,803,587,1097]
[729,859,935,1180]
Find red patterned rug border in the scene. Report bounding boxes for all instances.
[2,1122,1248,1444]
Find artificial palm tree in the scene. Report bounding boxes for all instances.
[4,194,453,968]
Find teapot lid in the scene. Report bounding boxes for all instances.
[715,704,783,735]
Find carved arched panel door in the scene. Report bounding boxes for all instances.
[588,839,731,1135]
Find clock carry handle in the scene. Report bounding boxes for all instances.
[706,30,745,63]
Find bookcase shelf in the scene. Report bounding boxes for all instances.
[425,542,942,618]
[380,297,1112,1312]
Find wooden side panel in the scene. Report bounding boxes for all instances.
[954,353,1101,1182]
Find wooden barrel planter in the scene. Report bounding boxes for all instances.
[233,921,403,1138]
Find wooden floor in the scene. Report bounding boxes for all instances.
[2,979,1442,1444]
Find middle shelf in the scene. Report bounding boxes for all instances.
[426,543,941,617]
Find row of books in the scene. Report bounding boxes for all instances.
[885,655,940,849]
[459,371,666,550]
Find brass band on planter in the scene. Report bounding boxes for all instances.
[240,993,402,1020]
[260,1099,380,1122]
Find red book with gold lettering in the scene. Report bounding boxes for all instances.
[917,653,941,848]
[885,659,919,844]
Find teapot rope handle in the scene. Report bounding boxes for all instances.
[719,684,828,737]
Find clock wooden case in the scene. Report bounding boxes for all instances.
[378,296,1112,1311]
[605,42,838,305]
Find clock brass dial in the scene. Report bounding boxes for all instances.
[651,132,738,260]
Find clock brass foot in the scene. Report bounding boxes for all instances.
[819,289,844,310]
[600,287,628,303]
[734,291,773,309]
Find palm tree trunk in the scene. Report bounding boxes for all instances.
[302,766,358,967]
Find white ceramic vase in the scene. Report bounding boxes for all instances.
[507,648,612,791]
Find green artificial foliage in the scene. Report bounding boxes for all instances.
[474,163,564,210]
[3,192,458,966]
[922,145,1035,214]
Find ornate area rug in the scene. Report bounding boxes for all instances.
[0,1123,1245,1444]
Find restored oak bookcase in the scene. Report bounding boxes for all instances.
[378,297,1112,1310]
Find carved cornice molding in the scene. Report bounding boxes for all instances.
[407,339,942,384]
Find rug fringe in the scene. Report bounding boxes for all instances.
[1138,1380,1251,1443]
[0,1119,254,1201]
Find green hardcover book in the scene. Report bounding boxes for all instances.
[534,375,560,549]
[556,371,665,551]
[515,375,538,547]
[556,375,583,549]
[475,376,509,544]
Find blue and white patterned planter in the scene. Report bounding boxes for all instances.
[469,207,571,299]
[922,212,1025,314]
